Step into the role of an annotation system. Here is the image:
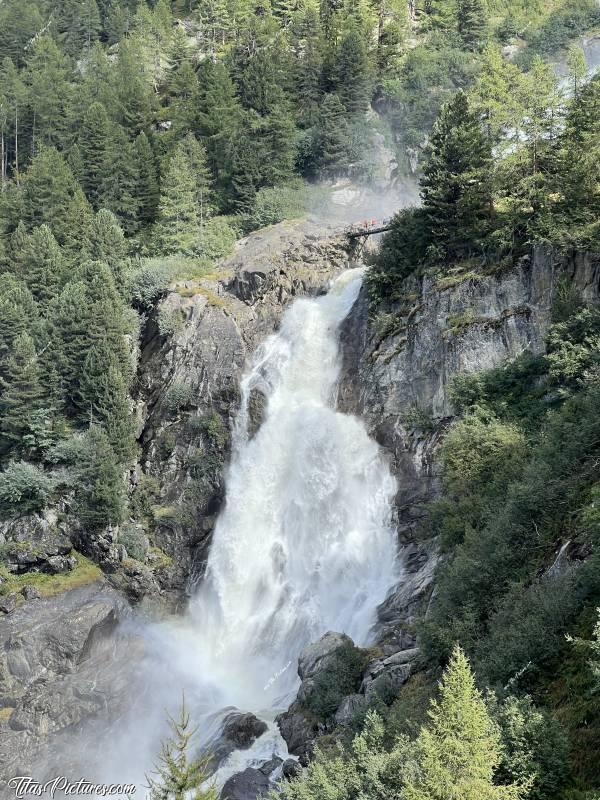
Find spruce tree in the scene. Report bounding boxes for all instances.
[22,225,65,306]
[402,646,530,800]
[420,91,493,263]
[98,126,141,235]
[156,146,200,253]
[76,424,126,529]
[229,130,260,213]
[147,699,218,800]
[134,132,160,226]
[79,101,111,208]
[457,0,487,51]
[333,24,372,117]
[22,147,78,246]
[0,332,46,454]
[314,93,351,177]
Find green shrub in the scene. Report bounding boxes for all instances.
[127,260,172,310]
[302,642,368,722]
[164,382,193,412]
[118,524,149,562]
[193,216,237,261]
[0,461,58,516]
[158,305,183,336]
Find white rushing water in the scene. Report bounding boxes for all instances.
[88,268,399,792]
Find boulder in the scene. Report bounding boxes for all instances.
[282,759,302,780]
[220,766,270,800]
[212,711,268,766]
[334,694,367,726]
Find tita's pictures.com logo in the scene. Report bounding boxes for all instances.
[7,776,137,798]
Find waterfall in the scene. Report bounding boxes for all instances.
[87,268,399,791]
[187,268,398,714]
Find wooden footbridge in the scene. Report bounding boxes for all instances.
[346,218,393,240]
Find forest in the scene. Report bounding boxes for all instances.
[0,0,600,798]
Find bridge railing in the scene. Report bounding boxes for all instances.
[346,218,393,238]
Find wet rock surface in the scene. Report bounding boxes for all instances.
[0,581,136,779]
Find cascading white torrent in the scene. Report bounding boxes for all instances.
[94,268,399,790]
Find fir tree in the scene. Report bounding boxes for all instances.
[0,332,46,454]
[566,44,588,100]
[314,93,351,177]
[79,101,111,208]
[457,0,487,51]
[134,132,160,226]
[22,225,65,305]
[76,424,126,529]
[156,146,200,253]
[333,24,372,117]
[98,126,141,235]
[420,90,493,262]
[402,646,531,800]
[147,698,218,800]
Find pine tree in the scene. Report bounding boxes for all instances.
[402,646,530,800]
[156,146,200,253]
[79,101,111,208]
[62,188,95,265]
[426,0,457,32]
[134,132,160,226]
[457,0,487,51]
[22,225,65,306]
[0,332,46,454]
[147,698,218,800]
[314,93,351,177]
[420,91,493,263]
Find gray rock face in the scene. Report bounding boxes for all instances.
[338,248,600,644]
[0,581,136,779]
[0,512,74,575]
[220,766,270,800]
[211,711,269,766]
[134,221,350,604]
[277,632,356,762]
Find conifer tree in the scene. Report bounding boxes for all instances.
[314,93,351,177]
[289,7,323,127]
[98,126,141,235]
[22,225,65,305]
[420,90,493,263]
[90,209,128,294]
[260,108,297,186]
[457,0,487,51]
[402,646,530,800]
[25,35,73,150]
[63,188,95,264]
[156,146,200,253]
[76,424,126,529]
[22,147,78,245]
[426,0,457,32]
[0,332,46,454]
[147,699,218,800]
[178,133,214,226]
[333,24,372,117]
[0,275,39,377]
[134,132,160,227]
[229,130,260,213]
[566,45,587,100]
[79,101,111,208]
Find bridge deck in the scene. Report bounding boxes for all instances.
[346,224,392,239]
